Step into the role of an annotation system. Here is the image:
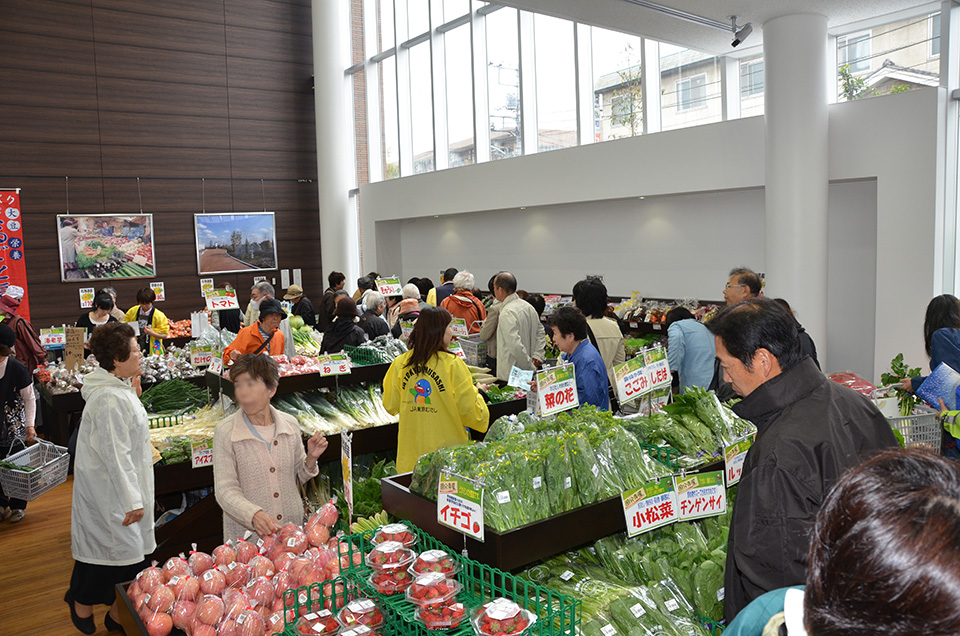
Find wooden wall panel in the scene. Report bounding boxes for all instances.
[0,1,324,328]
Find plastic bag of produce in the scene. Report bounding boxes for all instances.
[469,456,529,532]
[539,434,580,515]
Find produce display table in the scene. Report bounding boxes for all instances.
[205,363,393,400]
[381,457,725,573]
[38,375,207,448]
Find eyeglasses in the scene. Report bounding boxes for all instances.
[724,283,746,290]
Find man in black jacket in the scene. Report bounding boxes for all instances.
[708,298,898,621]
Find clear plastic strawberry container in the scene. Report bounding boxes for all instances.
[471,599,537,636]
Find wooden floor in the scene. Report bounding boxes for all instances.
[0,475,119,636]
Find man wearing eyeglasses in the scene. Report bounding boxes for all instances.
[723,267,762,306]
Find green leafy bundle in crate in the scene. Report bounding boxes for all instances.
[335,523,581,636]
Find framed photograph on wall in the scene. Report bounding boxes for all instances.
[57,214,156,282]
[195,212,278,275]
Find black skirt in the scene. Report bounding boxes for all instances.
[70,558,148,606]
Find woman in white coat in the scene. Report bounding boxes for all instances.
[67,322,154,635]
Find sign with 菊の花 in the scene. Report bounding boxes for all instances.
[437,471,484,542]
[205,289,239,311]
[150,281,165,302]
[724,437,754,487]
[318,353,351,377]
[376,277,403,297]
[191,440,213,469]
[613,345,672,406]
[79,287,95,309]
[200,278,214,296]
[675,471,726,521]
[537,364,579,417]
[450,318,469,338]
[622,477,679,537]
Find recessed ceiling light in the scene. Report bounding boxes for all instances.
[520,206,527,210]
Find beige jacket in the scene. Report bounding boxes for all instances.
[587,317,626,388]
[495,293,546,381]
[213,407,317,542]
[478,301,500,359]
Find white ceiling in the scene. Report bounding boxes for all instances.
[487,0,942,54]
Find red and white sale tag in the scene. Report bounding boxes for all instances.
[318,354,351,377]
[724,437,754,487]
[537,365,579,416]
[675,471,726,521]
[376,277,403,297]
[190,346,213,367]
[613,347,671,405]
[450,318,469,338]
[191,441,213,469]
[208,355,223,375]
[437,472,484,542]
[622,477,679,537]
[205,289,239,311]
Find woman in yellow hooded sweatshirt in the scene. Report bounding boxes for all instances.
[383,306,489,473]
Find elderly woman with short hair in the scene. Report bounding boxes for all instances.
[214,354,328,540]
[67,322,151,635]
[440,270,487,334]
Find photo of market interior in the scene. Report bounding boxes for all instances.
[1,1,959,635]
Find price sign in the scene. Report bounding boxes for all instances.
[450,318,469,338]
[724,437,754,487]
[205,289,240,311]
[675,471,726,521]
[79,287,95,309]
[448,341,465,359]
[507,366,534,389]
[437,472,484,542]
[208,355,223,375]
[622,477,679,537]
[318,353,351,376]
[190,345,214,367]
[64,327,85,371]
[376,277,403,297]
[200,278,214,296]
[613,346,672,405]
[536,364,579,416]
[191,440,213,469]
[400,320,415,341]
[40,328,66,350]
[150,282,165,302]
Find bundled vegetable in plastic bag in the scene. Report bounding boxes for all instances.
[540,434,580,515]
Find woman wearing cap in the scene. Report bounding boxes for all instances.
[0,287,47,374]
[391,297,422,339]
[320,296,368,354]
[66,322,151,635]
[222,298,287,363]
[284,284,316,327]
[214,354,328,541]
[123,287,169,355]
[0,324,37,524]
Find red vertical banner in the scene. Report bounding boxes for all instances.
[0,190,30,321]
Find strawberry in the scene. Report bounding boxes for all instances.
[418,602,467,630]
[338,599,384,628]
[365,542,416,572]
[372,523,419,549]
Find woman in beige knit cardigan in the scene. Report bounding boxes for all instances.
[213,354,328,541]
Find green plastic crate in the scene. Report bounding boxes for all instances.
[336,523,581,636]
[345,345,392,367]
[148,414,183,429]
[281,576,404,636]
[641,443,680,472]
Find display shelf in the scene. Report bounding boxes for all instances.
[381,455,725,573]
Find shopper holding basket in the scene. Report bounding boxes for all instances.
[67,322,153,635]
[0,323,37,524]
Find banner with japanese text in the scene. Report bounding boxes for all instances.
[0,190,30,321]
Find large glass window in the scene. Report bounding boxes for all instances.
[659,44,721,131]
[351,68,368,188]
[380,58,400,179]
[486,7,521,160]
[739,55,764,118]
[534,14,577,152]
[837,13,942,101]
[406,0,430,39]
[445,25,475,167]
[591,26,644,141]
[442,0,469,23]
[409,42,434,174]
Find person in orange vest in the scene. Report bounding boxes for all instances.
[223,298,286,364]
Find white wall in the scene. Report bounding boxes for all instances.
[360,88,942,381]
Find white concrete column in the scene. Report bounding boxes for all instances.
[313,0,361,286]
[763,14,829,361]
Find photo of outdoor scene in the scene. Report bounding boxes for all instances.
[195,212,278,275]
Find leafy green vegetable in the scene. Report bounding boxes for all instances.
[880,353,922,416]
[139,379,209,413]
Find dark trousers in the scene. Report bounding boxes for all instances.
[0,438,27,511]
